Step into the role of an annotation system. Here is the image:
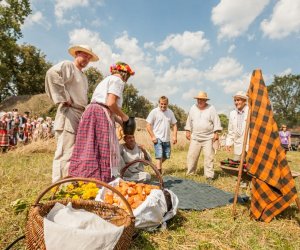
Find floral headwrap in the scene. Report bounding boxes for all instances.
[110,62,135,75]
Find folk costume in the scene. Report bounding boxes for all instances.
[69,62,135,182]
[45,45,99,183]
[0,112,9,152]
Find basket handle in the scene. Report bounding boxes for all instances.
[33,177,134,217]
[120,159,164,189]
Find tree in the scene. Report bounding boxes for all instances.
[267,74,300,128]
[122,83,153,118]
[168,104,187,130]
[84,67,103,101]
[15,44,52,95]
[0,0,31,102]
[219,114,229,131]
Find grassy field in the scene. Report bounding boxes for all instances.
[0,135,300,250]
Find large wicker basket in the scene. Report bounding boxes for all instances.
[25,178,135,250]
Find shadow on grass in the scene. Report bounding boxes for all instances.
[276,206,300,224]
[165,210,188,230]
[130,231,158,250]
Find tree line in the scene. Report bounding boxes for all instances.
[0,0,299,129]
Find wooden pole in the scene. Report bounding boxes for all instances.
[232,107,251,219]
[296,197,300,212]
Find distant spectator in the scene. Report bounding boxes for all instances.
[0,112,9,153]
[279,124,291,152]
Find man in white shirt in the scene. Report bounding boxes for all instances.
[226,91,249,161]
[45,45,99,183]
[146,96,177,174]
[185,91,222,182]
[119,134,151,182]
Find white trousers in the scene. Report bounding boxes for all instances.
[52,130,75,183]
[186,139,215,178]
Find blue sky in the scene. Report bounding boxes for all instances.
[16,0,300,114]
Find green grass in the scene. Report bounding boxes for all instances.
[0,144,300,249]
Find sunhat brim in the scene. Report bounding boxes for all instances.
[68,46,99,62]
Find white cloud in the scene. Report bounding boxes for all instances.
[156,54,169,65]
[114,32,145,65]
[68,28,113,74]
[182,88,199,101]
[157,31,210,58]
[205,57,243,81]
[221,73,251,94]
[55,0,90,24]
[278,68,292,76]
[212,0,270,40]
[228,44,236,53]
[144,42,155,49]
[261,0,300,39]
[23,11,51,29]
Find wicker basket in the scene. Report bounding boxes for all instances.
[25,178,135,250]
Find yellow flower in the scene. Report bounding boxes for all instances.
[50,187,59,193]
[86,182,97,189]
[67,184,74,191]
[72,195,79,200]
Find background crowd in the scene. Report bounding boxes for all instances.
[0,109,54,152]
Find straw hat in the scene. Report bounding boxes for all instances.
[194,91,210,100]
[233,91,247,100]
[68,45,99,62]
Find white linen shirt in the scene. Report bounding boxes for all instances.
[91,75,125,107]
[146,107,177,142]
[185,104,222,141]
[226,105,249,155]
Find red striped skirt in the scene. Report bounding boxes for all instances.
[0,129,9,147]
[69,103,113,182]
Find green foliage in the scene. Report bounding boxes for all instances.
[15,44,52,95]
[267,74,300,128]
[168,104,188,130]
[84,66,103,102]
[122,83,154,118]
[0,0,31,101]
[219,113,229,131]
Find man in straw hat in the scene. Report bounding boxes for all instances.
[185,91,222,182]
[226,91,249,161]
[45,44,99,183]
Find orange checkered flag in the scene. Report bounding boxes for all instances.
[247,69,298,222]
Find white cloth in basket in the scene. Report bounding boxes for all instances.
[44,202,124,250]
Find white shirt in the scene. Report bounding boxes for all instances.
[91,75,125,107]
[184,104,222,141]
[119,144,151,175]
[146,107,177,142]
[226,105,249,155]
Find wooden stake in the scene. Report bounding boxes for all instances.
[232,106,251,219]
[296,197,300,212]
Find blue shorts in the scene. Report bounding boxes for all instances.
[154,138,171,159]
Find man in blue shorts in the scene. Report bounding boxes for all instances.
[146,96,177,174]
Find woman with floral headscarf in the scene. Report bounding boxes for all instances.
[69,62,135,182]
